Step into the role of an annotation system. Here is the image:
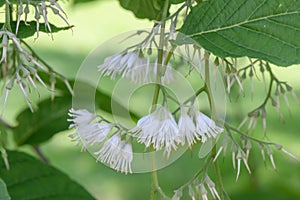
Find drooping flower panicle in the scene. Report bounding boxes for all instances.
[98,51,174,84]
[68,108,133,174]
[131,105,224,157]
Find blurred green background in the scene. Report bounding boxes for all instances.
[3,1,300,199]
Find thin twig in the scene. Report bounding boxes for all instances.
[33,146,49,164]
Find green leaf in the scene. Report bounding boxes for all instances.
[170,0,185,4]
[13,96,71,146]
[3,21,73,39]
[179,0,300,66]
[0,178,11,200]
[118,0,164,20]
[0,0,5,7]
[0,151,95,200]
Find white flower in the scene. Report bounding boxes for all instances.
[177,108,197,147]
[98,51,175,84]
[132,106,179,157]
[94,134,133,174]
[68,108,96,128]
[78,123,112,145]
[190,108,224,143]
[98,51,148,83]
[68,108,111,149]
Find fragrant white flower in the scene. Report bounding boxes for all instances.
[98,51,148,83]
[190,108,224,143]
[131,106,179,157]
[176,108,197,147]
[94,134,133,174]
[68,108,97,128]
[78,123,112,145]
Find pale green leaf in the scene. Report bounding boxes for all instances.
[0,151,95,200]
[0,178,11,200]
[179,0,300,66]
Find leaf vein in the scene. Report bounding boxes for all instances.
[188,10,300,37]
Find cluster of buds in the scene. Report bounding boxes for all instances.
[172,174,220,200]
[223,58,244,94]
[214,131,298,181]
[259,143,298,170]
[238,107,267,135]
[213,133,251,181]
[14,0,69,38]
[273,81,299,116]
[182,44,203,73]
[0,30,72,112]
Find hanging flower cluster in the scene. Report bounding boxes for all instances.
[68,105,223,172]
[131,106,223,157]
[68,109,133,174]
[68,22,225,175]
[98,50,174,84]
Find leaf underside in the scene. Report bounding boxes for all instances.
[179,0,300,66]
[0,151,95,200]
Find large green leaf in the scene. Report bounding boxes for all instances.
[13,96,71,146]
[118,0,164,20]
[0,151,95,200]
[0,178,10,200]
[4,21,73,39]
[179,0,300,66]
